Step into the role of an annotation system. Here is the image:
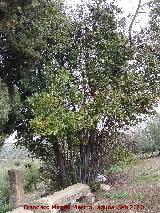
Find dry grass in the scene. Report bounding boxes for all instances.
[80,157,160,213]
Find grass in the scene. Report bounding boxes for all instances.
[105,155,136,175]
[94,157,160,213]
[131,193,145,201]
[105,191,128,199]
[106,164,123,174]
[135,171,160,183]
[0,159,42,211]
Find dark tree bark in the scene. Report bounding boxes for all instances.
[52,138,67,188]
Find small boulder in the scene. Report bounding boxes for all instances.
[80,193,95,204]
[100,184,111,191]
[95,174,107,182]
[40,190,49,198]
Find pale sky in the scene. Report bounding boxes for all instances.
[65,0,150,31]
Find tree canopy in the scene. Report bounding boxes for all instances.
[0,0,159,187]
[0,80,10,147]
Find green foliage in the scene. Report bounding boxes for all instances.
[0,200,11,213]
[106,164,123,175]
[0,160,42,204]
[105,142,134,176]
[132,113,160,154]
[19,0,159,140]
[0,0,160,187]
[22,161,42,191]
[39,162,62,192]
[13,160,21,167]
[0,135,7,150]
[135,172,160,183]
[149,0,160,45]
[0,80,10,131]
[106,156,134,176]
[0,172,10,204]
[0,79,22,140]
[89,182,100,192]
[105,141,134,174]
[131,193,144,201]
[0,0,69,60]
[105,191,128,199]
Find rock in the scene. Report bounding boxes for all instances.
[100,184,111,191]
[69,202,82,213]
[40,190,50,198]
[7,183,95,213]
[36,183,94,210]
[95,174,107,182]
[7,207,33,213]
[80,192,95,204]
[8,169,25,209]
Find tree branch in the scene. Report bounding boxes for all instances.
[129,0,142,46]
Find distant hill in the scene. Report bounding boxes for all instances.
[0,143,29,163]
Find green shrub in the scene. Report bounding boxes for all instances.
[105,142,134,175]
[135,172,159,183]
[0,159,42,206]
[0,171,10,204]
[105,140,133,166]
[89,181,100,192]
[132,113,160,154]
[0,199,11,213]
[21,161,42,191]
[105,191,128,199]
[131,193,144,201]
[106,164,123,175]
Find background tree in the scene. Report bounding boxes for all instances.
[0,80,10,148]
[131,113,160,154]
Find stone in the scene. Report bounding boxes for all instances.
[7,207,33,213]
[95,174,107,182]
[100,184,111,191]
[36,183,94,210]
[80,193,95,204]
[8,169,25,209]
[67,203,81,213]
[7,183,95,213]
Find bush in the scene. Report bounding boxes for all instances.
[0,199,11,213]
[105,139,134,170]
[39,160,62,192]
[132,113,160,154]
[0,159,42,206]
[89,181,100,192]
[0,168,10,204]
[104,138,134,175]
[21,161,42,191]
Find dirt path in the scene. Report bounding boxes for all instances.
[80,157,160,213]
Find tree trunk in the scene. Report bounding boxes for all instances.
[79,129,99,184]
[52,139,67,188]
[80,142,91,184]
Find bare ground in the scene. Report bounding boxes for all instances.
[79,157,160,213]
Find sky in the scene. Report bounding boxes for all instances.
[65,0,150,31]
[5,0,160,143]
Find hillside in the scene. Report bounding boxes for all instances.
[80,156,160,213]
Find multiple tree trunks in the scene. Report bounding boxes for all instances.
[50,128,105,187]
